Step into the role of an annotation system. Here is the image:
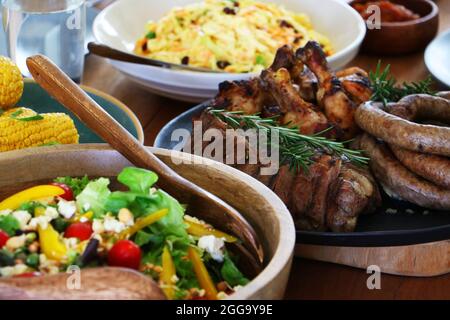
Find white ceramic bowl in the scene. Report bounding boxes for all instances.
[93,0,366,102]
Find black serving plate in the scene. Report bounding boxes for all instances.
[154,102,450,247]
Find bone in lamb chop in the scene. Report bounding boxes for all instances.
[190,41,381,232]
[191,110,381,232]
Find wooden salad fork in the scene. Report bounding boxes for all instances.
[25,55,264,270]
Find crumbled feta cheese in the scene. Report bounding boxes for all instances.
[63,237,79,249]
[92,219,105,234]
[118,208,134,226]
[57,199,77,219]
[28,216,51,230]
[6,234,27,251]
[44,206,59,220]
[83,203,91,211]
[0,264,29,277]
[12,210,31,229]
[103,216,126,233]
[0,209,12,216]
[79,217,89,223]
[198,235,225,262]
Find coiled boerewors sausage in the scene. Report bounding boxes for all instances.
[355,94,450,156]
[389,145,450,189]
[356,134,450,210]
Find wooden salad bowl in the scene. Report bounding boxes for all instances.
[0,144,295,300]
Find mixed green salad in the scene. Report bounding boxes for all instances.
[0,167,249,300]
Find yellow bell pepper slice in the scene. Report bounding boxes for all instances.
[35,208,68,261]
[185,220,237,243]
[118,208,168,240]
[70,211,93,223]
[161,246,176,299]
[0,185,65,211]
[38,225,68,261]
[187,246,217,300]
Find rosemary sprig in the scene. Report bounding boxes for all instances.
[370,61,435,105]
[209,109,369,171]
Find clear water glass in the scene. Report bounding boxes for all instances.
[2,0,86,82]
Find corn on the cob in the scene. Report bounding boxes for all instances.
[0,56,24,110]
[0,107,79,152]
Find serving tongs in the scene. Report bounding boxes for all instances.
[88,42,226,73]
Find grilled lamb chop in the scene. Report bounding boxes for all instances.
[190,110,380,232]
[326,163,381,232]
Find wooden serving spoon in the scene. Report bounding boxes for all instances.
[88,42,225,73]
[0,268,165,300]
[25,55,264,267]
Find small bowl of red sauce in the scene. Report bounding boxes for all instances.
[350,0,439,55]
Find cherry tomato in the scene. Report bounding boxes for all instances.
[14,272,41,278]
[0,230,9,249]
[108,240,142,270]
[64,222,93,241]
[50,182,74,201]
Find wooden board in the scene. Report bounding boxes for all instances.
[295,240,450,277]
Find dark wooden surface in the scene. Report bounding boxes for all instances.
[83,0,450,299]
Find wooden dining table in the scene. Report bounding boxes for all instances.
[85,0,450,299]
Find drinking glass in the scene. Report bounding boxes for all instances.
[2,0,86,82]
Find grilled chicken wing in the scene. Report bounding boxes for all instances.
[213,78,266,115]
[337,67,373,106]
[261,68,334,135]
[297,41,359,139]
[270,45,317,102]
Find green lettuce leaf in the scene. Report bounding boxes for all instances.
[76,178,111,217]
[106,167,188,239]
[0,215,20,236]
[117,167,158,194]
[221,255,249,287]
[54,175,90,197]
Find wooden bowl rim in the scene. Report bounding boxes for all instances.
[350,0,439,27]
[0,144,296,300]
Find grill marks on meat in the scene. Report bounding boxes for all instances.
[211,43,372,140]
[191,111,380,231]
[214,79,266,115]
[197,41,379,232]
[261,68,334,136]
[297,41,360,139]
[291,155,342,231]
[326,163,381,232]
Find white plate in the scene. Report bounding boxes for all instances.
[93,0,366,101]
[425,28,450,88]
